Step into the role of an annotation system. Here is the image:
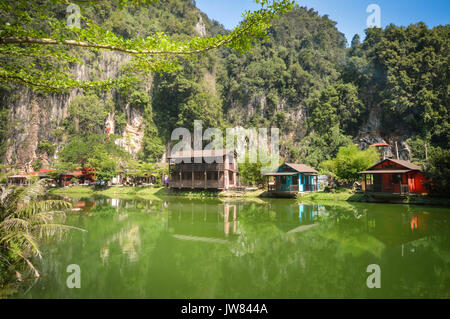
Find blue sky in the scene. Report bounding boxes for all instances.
[196,0,450,45]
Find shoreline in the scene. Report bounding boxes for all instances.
[296,190,450,207]
[48,186,450,206]
[47,185,265,199]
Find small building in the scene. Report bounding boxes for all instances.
[359,159,429,196]
[58,168,96,186]
[265,163,319,197]
[38,168,55,179]
[370,142,392,160]
[167,149,238,190]
[8,174,29,186]
[58,172,79,186]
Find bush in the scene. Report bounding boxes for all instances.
[320,145,379,183]
[425,147,450,197]
[38,140,56,155]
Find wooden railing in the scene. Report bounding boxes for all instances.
[169,180,224,189]
[268,184,318,192]
[170,163,225,172]
[365,184,409,194]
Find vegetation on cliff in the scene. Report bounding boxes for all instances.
[0,2,448,192]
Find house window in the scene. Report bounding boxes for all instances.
[194,172,203,180]
[229,171,233,183]
[392,174,400,183]
[292,175,298,185]
[182,172,191,180]
[207,172,218,180]
[281,176,287,184]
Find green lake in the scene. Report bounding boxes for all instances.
[11,196,450,298]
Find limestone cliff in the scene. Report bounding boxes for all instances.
[1,51,147,171]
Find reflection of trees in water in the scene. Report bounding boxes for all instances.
[104,225,141,263]
[28,197,168,298]
[363,205,450,298]
[28,197,450,298]
[215,202,450,298]
[217,203,368,298]
[166,201,239,240]
[154,199,449,298]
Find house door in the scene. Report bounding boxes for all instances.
[373,174,382,192]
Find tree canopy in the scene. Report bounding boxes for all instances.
[0,0,295,91]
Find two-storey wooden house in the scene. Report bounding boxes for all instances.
[168,149,239,190]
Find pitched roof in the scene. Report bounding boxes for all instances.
[264,172,297,176]
[167,149,235,159]
[284,163,318,174]
[371,143,390,147]
[367,159,422,171]
[359,169,412,174]
[389,159,422,170]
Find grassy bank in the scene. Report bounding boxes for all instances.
[297,189,450,206]
[48,186,263,199]
[49,186,167,197]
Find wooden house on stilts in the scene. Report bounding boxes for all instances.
[359,159,429,197]
[265,163,319,197]
[168,149,239,190]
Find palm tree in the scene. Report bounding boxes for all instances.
[0,179,84,283]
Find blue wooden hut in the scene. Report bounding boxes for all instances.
[265,163,319,197]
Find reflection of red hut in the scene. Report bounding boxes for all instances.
[359,159,429,195]
[74,201,86,208]
[367,211,429,247]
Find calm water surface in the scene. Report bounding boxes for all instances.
[12,196,450,298]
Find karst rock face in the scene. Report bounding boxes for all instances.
[0,51,147,171]
[2,4,437,171]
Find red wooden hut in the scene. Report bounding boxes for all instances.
[58,168,96,186]
[359,159,429,195]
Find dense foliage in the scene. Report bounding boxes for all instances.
[424,147,450,196]
[0,0,294,91]
[0,3,448,186]
[0,180,81,286]
[319,145,379,182]
[345,23,449,149]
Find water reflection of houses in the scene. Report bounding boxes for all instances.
[167,201,238,243]
[268,202,322,233]
[166,200,324,241]
[366,210,430,248]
